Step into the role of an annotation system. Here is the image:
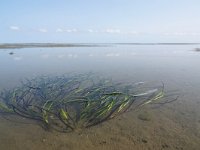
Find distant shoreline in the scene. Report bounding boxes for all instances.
[0,43,200,49]
[0,43,107,49]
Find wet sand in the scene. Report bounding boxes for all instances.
[0,94,200,150]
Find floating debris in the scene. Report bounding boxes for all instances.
[9,52,14,55]
[194,48,200,52]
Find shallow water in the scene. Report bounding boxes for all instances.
[0,44,200,150]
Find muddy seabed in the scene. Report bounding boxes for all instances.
[0,90,200,150]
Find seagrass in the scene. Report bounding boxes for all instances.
[0,73,165,132]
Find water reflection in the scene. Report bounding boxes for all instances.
[0,44,200,89]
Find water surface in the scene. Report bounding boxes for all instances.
[0,44,200,150]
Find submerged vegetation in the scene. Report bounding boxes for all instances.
[0,73,166,132]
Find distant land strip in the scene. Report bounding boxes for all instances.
[115,43,200,45]
[0,43,109,49]
[0,43,200,49]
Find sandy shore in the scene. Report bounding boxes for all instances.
[1,97,200,150]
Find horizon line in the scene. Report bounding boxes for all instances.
[0,42,200,49]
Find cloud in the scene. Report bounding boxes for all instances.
[38,28,48,33]
[10,26,20,31]
[104,29,121,34]
[88,29,98,33]
[55,28,78,33]
[128,31,140,35]
[50,28,143,35]
[56,28,64,32]
[163,32,187,36]
[163,32,200,36]
[86,28,142,35]
[65,29,77,33]
[88,29,94,33]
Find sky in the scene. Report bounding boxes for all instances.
[0,0,200,43]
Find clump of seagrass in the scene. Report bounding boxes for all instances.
[0,73,165,132]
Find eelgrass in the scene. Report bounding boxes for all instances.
[0,73,166,132]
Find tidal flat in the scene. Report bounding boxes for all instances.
[0,44,200,150]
